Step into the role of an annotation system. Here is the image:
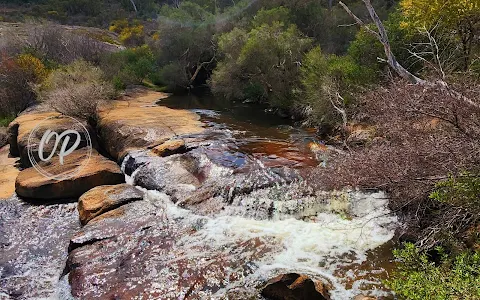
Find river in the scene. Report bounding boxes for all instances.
[0,91,399,299]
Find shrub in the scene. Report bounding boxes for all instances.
[27,22,108,64]
[38,60,114,121]
[0,53,45,118]
[430,173,480,213]
[109,19,145,47]
[15,54,49,83]
[386,243,480,300]
[101,46,155,89]
[311,80,480,249]
[211,15,312,111]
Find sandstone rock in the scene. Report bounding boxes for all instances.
[0,145,20,199]
[78,184,143,225]
[65,199,273,299]
[261,273,330,300]
[132,154,201,201]
[151,139,186,157]
[15,150,124,200]
[97,89,204,161]
[7,111,96,167]
[354,295,376,300]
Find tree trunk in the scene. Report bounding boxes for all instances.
[339,0,426,84]
[129,0,138,13]
[339,0,480,109]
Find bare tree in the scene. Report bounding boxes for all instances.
[339,0,426,85]
[339,0,480,109]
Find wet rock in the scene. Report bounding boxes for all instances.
[97,89,204,161]
[151,139,187,157]
[15,150,124,200]
[261,273,330,300]
[133,155,200,200]
[78,184,144,225]
[66,197,273,299]
[7,111,96,167]
[0,126,7,148]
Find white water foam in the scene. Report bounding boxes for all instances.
[144,189,398,299]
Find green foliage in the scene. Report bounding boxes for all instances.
[387,243,480,300]
[298,46,375,124]
[347,11,420,82]
[211,9,312,110]
[251,7,291,28]
[430,173,480,211]
[101,45,155,90]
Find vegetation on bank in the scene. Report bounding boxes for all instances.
[0,0,479,298]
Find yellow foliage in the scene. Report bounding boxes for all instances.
[109,19,129,34]
[400,0,480,30]
[15,54,48,83]
[119,24,144,44]
[109,19,144,46]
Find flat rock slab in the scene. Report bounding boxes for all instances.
[97,89,204,161]
[15,150,124,200]
[78,184,144,225]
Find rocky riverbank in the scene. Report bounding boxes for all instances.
[0,88,398,299]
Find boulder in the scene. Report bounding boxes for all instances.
[97,89,204,161]
[7,111,96,167]
[261,273,330,300]
[78,184,143,225]
[15,150,124,200]
[151,139,186,157]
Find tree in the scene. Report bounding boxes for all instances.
[339,0,480,109]
[210,8,312,110]
[400,0,480,70]
[151,2,217,88]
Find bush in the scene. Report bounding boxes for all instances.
[109,19,145,47]
[38,60,114,121]
[26,22,109,65]
[101,46,155,89]
[0,53,46,118]
[430,173,480,213]
[311,80,480,249]
[386,243,480,300]
[211,11,312,111]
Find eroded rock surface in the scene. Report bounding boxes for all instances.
[261,273,330,300]
[97,89,204,161]
[7,111,95,167]
[78,184,144,225]
[0,127,7,149]
[0,197,79,299]
[16,150,124,200]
